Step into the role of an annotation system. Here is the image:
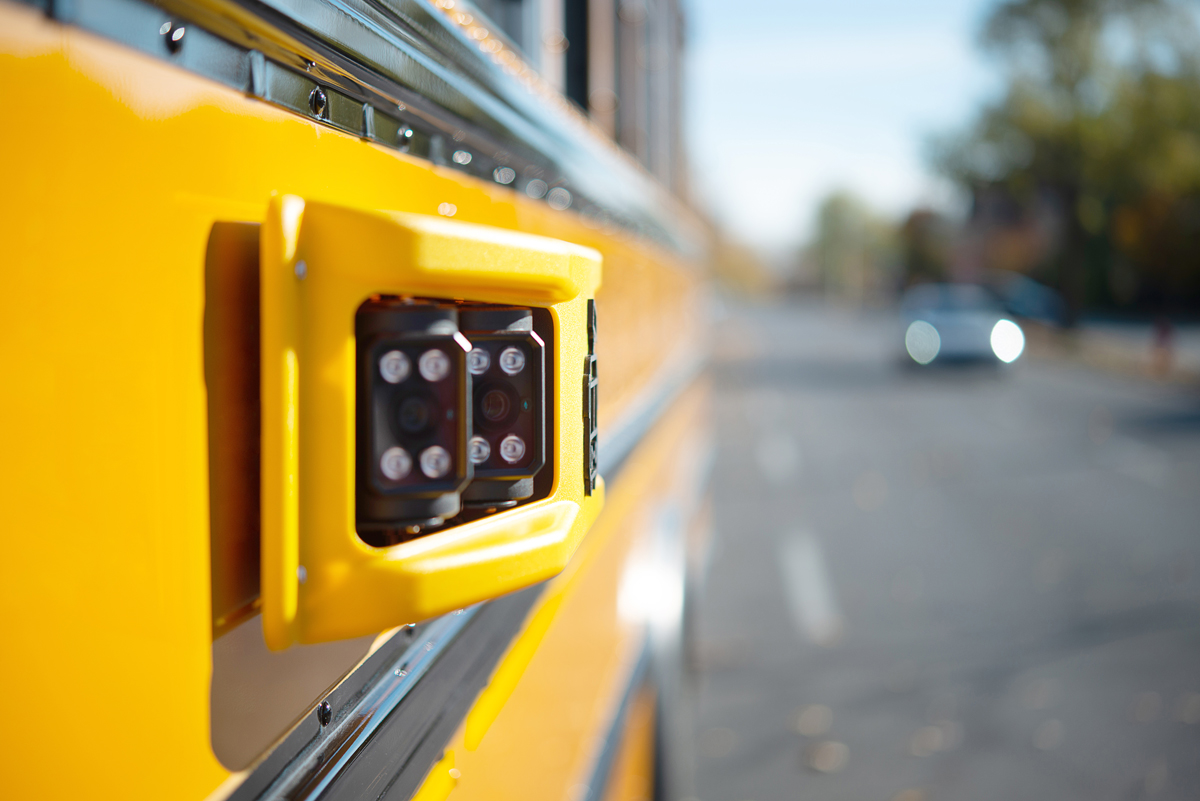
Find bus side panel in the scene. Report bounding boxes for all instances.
[0,6,705,799]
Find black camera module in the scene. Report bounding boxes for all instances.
[356,298,472,543]
[460,306,546,507]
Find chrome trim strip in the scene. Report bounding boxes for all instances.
[224,584,545,801]
[14,0,704,256]
[578,635,651,801]
[258,607,479,800]
[597,349,706,480]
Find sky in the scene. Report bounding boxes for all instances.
[685,0,1002,253]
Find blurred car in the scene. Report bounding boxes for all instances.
[900,283,1026,366]
[988,270,1067,326]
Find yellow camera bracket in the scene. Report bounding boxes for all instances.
[260,195,604,649]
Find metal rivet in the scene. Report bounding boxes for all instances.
[309,87,328,118]
[525,179,548,199]
[294,260,307,280]
[317,701,332,727]
[547,187,572,210]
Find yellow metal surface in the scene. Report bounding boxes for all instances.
[411,751,459,801]
[600,687,657,801]
[259,197,604,647]
[0,5,703,798]
[432,381,710,801]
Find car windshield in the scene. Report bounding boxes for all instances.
[901,283,1003,312]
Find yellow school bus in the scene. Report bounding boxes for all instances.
[0,0,708,798]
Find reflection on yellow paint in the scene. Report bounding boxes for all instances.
[431,383,709,801]
[411,751,458,801]
[282,347,299,623]
[600,687,656,801]
[465,594,564,750]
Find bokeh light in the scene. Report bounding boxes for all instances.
[905,320,941,364]
[990,319,1025,363]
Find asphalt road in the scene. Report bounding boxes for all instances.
[687,299,1200,801]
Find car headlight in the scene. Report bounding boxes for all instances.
[905,320,941,364]
[990,319,1025,363]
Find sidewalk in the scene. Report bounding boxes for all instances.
[1026,320,1200,385]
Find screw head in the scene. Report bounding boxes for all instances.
[397,126,414,151]
[317,701,332,727]
[161,22,186,53]
[309,87,328,118]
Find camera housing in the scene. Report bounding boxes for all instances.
[460,307,547,508]
[356,298,472,542]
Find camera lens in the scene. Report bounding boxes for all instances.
[481,388,512,424]
[398,396,432,433]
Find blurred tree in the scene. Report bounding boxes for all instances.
[710,237,776,295]
[808,191,898,303]
[899,209,954,286]
[934,0,1200,320]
